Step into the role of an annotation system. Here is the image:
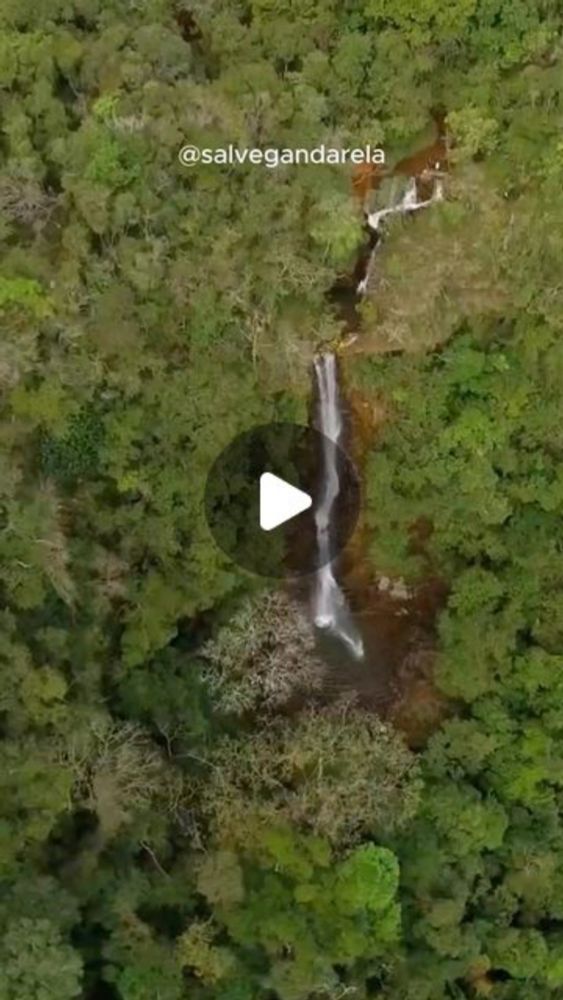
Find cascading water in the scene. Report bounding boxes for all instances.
[367,171,444,232]
[311,169,445,660]
[312,353,364,659]
[357,174,443,298]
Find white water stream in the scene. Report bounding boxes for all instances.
[359,174,443,297]
[312,353,364,659]
[367,173,444,232]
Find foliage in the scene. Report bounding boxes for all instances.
[0,277,51,317]
[1,0,563,996]
[200,701,421,848]
[59,719,184,838]
[40,408,105,482]
[0,917,83,1000]
[200,590,325,715]
[180,830,401,1000]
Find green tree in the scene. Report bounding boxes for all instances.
[200,702,421,849]
[0,917,82,1000]
[182,829,401,1000]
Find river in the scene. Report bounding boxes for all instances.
[309,131,451,740]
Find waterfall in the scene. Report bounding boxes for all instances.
[312,353,364,659]
[310,170,445,659]
[367,172,444,232]
[358,175,443,296]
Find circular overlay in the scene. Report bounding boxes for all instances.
[204,422,360,579]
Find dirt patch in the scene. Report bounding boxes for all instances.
[390,642,454,749]
[333,554,451,747]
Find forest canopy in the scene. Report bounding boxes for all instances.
[1,0,563,998]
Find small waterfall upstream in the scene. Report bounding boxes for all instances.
[312,353,364,659]
[366,175,443,231]
[359,172,444,296]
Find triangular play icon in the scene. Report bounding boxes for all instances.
[259,472,312,532]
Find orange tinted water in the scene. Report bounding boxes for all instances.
[351,124,448,203]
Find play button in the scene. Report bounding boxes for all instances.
[259,473,312,531]
[204,422,360,579]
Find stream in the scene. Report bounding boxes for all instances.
[311,156,446,676]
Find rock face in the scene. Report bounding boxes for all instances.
[377,575,411,601]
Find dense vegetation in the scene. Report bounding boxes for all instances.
[1,0,563,998]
